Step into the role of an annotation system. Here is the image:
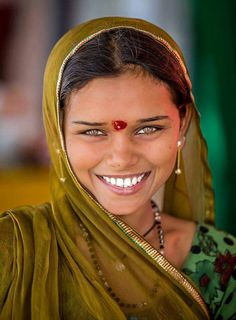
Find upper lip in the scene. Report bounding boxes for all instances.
[96,171,151,179]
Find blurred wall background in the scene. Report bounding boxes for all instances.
[0,0,235,235]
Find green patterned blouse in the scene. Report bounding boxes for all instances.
[182,224,236,319]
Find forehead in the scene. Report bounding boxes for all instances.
[66,72,178,120]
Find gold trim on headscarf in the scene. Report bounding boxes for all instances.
[42,16,213,319]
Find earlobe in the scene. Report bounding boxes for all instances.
[178,136,186,148]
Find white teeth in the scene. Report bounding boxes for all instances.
[110,178,116,185]
[124,178,132,187]
[116,178,124,187]
[101,173,147,188]
[132,177,137,185]
[137,174,143,182]
[137,176,142,183]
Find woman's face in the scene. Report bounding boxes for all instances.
[64,72,184,215]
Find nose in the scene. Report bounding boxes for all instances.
[106,135,139,169]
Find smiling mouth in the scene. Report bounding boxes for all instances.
[96,171,151,188]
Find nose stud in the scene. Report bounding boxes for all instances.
[112,120,127,131]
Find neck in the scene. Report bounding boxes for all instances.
[118,200,154,236]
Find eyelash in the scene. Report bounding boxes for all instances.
[80,126,165,136]
[82,129,104,136]
[136,126,164,135]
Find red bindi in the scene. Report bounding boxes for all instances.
[112,120,127,131]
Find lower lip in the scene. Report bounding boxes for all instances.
[96,172,151,195]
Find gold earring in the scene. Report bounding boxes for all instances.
[175,140,182,175]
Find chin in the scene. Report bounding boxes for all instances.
[101,203,130,215]
[97,198,144,216]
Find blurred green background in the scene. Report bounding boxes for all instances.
[193,0,236,235]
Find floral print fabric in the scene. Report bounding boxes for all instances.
[182,224,236,319]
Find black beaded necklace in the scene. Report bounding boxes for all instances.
[79,200,165,309]
[143,200,164,255]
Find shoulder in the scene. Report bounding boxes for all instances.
[196,224,236,252]
[161,213,197,268]
[0,201,52,249]
[0,203,52,271]
[0,211,15,269]
[0,203,53,313]
[0,211,14,311]
[0,206,52,271]
[0,202,53,249]
[182,223,236,319]
[0,202,52,228]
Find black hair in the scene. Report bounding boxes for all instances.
[60,28,191,117]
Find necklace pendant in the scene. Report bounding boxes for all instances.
[115,261,126,272]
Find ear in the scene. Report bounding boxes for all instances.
[179,104,192,137]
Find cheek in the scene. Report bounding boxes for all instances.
[142,135,178,168]
[154,144,176,169]
[163,144,178,169]
[65,138,102,174]
[149,141,178,187]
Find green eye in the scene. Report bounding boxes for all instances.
[136,126,163,135]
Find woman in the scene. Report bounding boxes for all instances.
[0,17,235,320]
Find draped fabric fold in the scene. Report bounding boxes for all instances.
[0,17,214,319]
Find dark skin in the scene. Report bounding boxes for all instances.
[64,71,194,269]
[147,213,196,268]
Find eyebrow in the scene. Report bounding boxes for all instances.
[137,115,169,123]
[71,120,106,126]
[71,115,169,126]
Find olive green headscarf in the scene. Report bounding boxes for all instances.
[0,17,214,319]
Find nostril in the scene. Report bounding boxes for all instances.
[106,153,139,168]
